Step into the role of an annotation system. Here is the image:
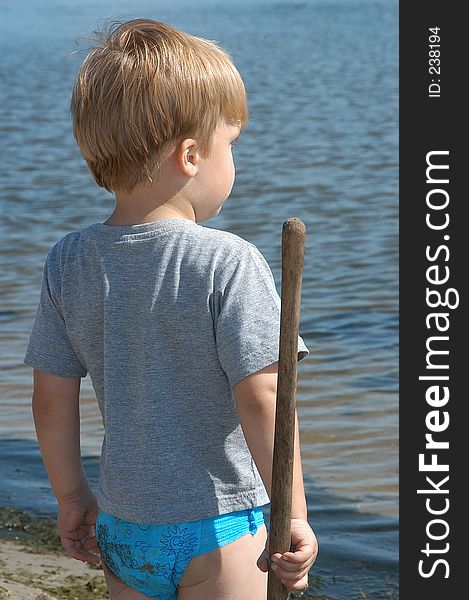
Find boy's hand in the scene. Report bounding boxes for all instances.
[257,518,318,592]
[57,485,101,564]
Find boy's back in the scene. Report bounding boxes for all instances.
[25,19,317,597]
[25,216,308,523]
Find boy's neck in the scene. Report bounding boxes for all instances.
[105,185,197,226]
[104,205,195,226]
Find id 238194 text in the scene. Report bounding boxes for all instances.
[428,27,441,98]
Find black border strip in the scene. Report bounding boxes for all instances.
[400,2,465,596]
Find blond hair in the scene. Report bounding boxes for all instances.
[70,19,248,192]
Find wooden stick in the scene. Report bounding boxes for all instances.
[267,218,306,600]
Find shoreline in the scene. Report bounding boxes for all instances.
[0,540,107,600]
[0,506,397,600]
[0,508,108,600]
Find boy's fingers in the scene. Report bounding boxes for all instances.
[280,541,318,564]
[272,558,314,577]
[272,561,311,581]
[271,549,315,566]
[282,551,316,565]
[66,545,101,564]
[257,557,269,572]
[62,537,101,564]
[272,555,315,573]
[257,542,270,572]
[256,549,270,572]
[286,579,309,592]
[81,531,100,553]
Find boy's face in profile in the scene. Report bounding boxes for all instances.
[194,121,241,220]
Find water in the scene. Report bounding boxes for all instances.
[0,0,398,598]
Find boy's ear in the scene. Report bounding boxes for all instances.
[176,138,199,177]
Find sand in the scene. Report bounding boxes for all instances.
[0,539,108,600]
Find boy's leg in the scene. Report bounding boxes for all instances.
[101,561,150,600]
[177,523,268,600]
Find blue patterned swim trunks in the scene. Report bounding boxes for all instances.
[96,505,266,600]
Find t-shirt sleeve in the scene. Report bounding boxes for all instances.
[215,243,309,388]
[23,253,87,378]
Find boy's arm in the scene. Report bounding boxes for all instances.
[32,369,100,563]
[233,361,317,591]
[233,362,307,519]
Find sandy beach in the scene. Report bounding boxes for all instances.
[0,539,107,600]
[0,508,107,600]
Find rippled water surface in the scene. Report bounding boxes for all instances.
[0,1,398,597]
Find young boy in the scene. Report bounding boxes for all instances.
[24,19,317,600]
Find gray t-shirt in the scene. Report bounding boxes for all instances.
[24,218,309,524]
